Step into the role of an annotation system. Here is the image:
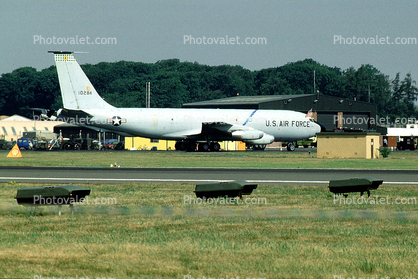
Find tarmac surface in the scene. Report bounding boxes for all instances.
[0,166,417,185]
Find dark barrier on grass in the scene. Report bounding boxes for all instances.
[194,180,257,199]
[329,177,383,197]
[15,185,91,215]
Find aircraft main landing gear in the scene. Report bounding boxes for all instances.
[175,141,197,152]
[175,141,221,152]
[198,141,220,152]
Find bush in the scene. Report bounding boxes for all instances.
[379,147,391,158]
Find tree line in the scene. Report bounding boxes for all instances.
[0,58,417,121]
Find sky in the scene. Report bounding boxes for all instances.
[1,0,418,82]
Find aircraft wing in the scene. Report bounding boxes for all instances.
[80,125,136,137]
[201,122,268,141]
[163,122,271,142]
[164,122,254,139]
[164,129,203,138]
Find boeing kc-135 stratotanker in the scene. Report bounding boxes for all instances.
[48,51,322,151]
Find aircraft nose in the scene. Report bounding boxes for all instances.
[314,121,326,133]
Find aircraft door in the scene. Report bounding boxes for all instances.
[234,115,239,124]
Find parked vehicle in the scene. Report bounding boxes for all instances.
[60,138,81,150]
[33,139,49,150]
[17,138,33,150]
[296,137,317,148]
[0,139,14,150]
[104,139,119,150]
[48,139,61,150]
[92,140,103,150]
[397,136,417,150]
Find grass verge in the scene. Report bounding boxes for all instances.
[1,182,417,278]
[1,149,418,169]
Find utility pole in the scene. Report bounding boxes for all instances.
[146,82,151,108]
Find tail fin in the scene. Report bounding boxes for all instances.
[49,51,114,110]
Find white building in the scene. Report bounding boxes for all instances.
[387,124,418,137]
[0,115,65,141]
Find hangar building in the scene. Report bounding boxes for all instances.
[182,94,379,132]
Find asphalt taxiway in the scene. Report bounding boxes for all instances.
[0,166,416,185]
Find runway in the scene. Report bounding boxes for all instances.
[0,166,417,185]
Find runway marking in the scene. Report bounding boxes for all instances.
[0,177,327,183]
[1,177,417,184]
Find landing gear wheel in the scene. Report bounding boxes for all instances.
[210,142,221,152]
[175,141,186,151]
[186,142,197,152]
[198,143,210,152]
[287,142,296,152]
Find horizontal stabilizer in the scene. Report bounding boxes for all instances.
[58,108,93,118]
[30,108,58,120]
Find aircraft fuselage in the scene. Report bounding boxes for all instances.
[78,107,319,142]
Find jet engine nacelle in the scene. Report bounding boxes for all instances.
[231,130,263,140]
[244,133,275,144]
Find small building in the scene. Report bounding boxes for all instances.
[384,124,418,150]
[317,132,381,159]
[124,137,245,151]
[125,137,176,151]
[387,124,418,137]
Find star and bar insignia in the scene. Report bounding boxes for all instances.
[107,116,127,126]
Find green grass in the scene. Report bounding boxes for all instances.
[2,149,417,278]
[1,182,417,278]
[1,149,418,169]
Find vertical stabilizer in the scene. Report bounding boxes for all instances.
[49,51,114,110]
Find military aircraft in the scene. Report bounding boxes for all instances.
[49,51,322,151]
